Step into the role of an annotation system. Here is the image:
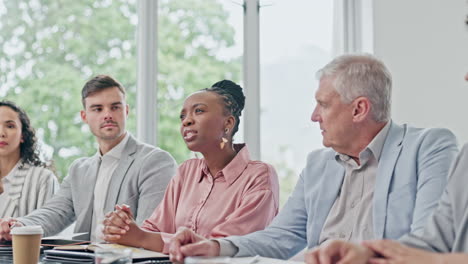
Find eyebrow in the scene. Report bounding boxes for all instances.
[4,120,17,124]
[180,103,208,113]
[89,102,123,108]
[192,103,208,108]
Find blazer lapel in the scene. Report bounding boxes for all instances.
[312,158,345,244]
[373,122,405,238]
[103,135,137,213]
[79,155,101,232]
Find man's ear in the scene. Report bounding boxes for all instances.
[125,104,129,117]
[80,109,87,123]
[352,97,371,122]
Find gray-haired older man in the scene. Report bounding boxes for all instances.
[167,54,459,262]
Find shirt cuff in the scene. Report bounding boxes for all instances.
[215,238,239,257]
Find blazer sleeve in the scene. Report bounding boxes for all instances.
[400,143,468,252]
[134,149,177,225]
[409,128,458,234]
[17,163,78,237]
[227,169,309,260]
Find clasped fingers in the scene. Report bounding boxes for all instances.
[107,209,132,227]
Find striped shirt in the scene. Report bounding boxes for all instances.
[0,162,58,218]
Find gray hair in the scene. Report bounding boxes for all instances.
[316,54,392,122]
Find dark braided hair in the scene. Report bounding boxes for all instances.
[203,80,245,137]
[0,100,46,168]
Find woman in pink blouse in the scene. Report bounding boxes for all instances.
[101,80,279,253]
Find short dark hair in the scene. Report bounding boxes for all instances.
[81,75,126,107]
[0,100,46,168]
[203,80,245,137]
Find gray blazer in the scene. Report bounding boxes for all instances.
[400,143,468,252]
[18,134,177,240]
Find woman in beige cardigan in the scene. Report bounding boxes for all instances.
[0,100,58,218]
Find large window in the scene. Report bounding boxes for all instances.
[0,0,244,177]
[0,0,137,178]
[1,0,336,204]
[260,0,334,205]
[157,0,242,163]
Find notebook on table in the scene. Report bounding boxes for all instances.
[43,243,171,263]
[0,240,12,256]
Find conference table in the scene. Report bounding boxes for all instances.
[1,238,304,264]
[0,255,304,264]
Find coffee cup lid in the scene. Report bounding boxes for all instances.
[10,225,43,235]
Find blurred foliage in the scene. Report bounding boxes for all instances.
[0,0,300,204]
[0,0,241,179]
[270,145,300,208]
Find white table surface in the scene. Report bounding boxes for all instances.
[230,256,304,264]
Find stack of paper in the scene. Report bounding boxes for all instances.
[0,240,12,257]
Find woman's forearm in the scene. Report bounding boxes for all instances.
[139,230,164,252]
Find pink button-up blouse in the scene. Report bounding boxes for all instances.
[141,144,279,253]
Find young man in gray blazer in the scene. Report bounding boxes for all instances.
[0,75,177,241]
[167,54,459,263]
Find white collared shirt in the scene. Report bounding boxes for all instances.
[91,132,130,242]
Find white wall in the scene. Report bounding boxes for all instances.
[373,0,468,144]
